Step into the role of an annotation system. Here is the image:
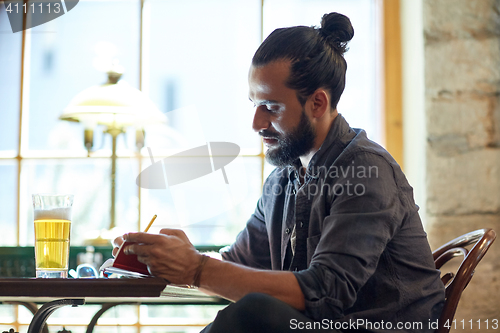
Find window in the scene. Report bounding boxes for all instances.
[0,0,383,331]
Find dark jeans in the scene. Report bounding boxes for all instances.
[200,293,342,333]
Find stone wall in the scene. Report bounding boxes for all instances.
[423,0,500,330]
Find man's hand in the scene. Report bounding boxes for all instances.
[121,229,202,285]
[112,235,125,257]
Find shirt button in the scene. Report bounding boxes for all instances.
[285,228,291,234]
[300,222,304,228]
[292,189,296,195]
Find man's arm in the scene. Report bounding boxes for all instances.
[221,196,273,270]
[199,255,305,310]
[122,229,305,310]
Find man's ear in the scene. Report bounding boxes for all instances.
[309,89,330,119]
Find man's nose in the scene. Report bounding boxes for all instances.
[252,107,270,132]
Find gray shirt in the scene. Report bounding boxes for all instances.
[221,114,445,332]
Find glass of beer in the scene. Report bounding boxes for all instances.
[33,194,73,278]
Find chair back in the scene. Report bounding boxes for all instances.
[432,228,496,333]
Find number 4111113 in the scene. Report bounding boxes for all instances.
[5,2,61,14]
[444,319,499,330]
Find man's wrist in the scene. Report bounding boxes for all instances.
[192,254,210,287]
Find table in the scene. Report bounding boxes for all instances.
[0,278,229,333]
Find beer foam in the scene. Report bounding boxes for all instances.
[34,207,72,221]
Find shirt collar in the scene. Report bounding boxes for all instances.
[287,113,351,175]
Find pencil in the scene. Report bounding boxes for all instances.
[144,214,157,232]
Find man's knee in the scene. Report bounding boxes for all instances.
[219,293,279,321]
[232,293,281,313]
[211,293,288,332]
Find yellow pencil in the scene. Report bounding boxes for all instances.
[144,214,157,232]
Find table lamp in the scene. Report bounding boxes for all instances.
[60,69,166,230]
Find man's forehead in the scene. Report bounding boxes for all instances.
[248,60,292,101]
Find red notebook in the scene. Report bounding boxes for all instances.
[101,241,151,277]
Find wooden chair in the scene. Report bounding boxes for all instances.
[432,228,496,333]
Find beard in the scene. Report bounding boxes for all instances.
[261,110,316,168]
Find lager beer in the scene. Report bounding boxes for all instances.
[33,195,73,278]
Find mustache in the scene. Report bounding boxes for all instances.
[259,130,280,139]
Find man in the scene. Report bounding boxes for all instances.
[115,12,445,332]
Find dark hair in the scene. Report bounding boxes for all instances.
[252,12,354,110]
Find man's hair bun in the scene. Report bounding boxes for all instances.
[319,12,354,54]
[252,11,354,110]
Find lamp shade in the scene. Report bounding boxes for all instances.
[60,79,166,129]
